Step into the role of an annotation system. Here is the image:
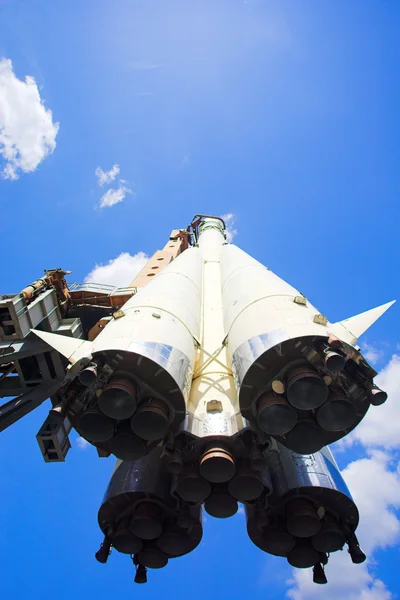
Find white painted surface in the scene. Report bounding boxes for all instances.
[188,220,240,428]
[332,300,396,345]
[220,244,328,356]
[93,247,202,361]
[33,248,203,382]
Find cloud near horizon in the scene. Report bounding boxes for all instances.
[84,251,149,287]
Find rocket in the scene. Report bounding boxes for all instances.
[0,215,394,585]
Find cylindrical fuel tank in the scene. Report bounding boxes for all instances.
[220,244,373,452]
[98,449,172,531]
[246,443,358,565]
[98,449,203,563]
[267,443,358,526]
[76,247,202,456]
[174,218,252,504]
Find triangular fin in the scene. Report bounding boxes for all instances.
[30,330,92,363]
[333,300,395,344]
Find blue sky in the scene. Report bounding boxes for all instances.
[0,1,399,598]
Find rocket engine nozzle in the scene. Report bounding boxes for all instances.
[199,447,236,483]
[98,376,138,420]
[131,397,170,441]
[257,392,297,436]
[286,366,329,410]
[95,535,111,564]
[134,564,148,584]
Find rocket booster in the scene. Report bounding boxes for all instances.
[97,448,204,569]
[246,441,364,569]
[33,246,202,460]
[220,242,393,453]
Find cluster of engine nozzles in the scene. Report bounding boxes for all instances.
[77,373,171,460]
[95,449,272,581]
[248,498,349,568]
[97,501,203,571]
[255,355,387,454]
[95,442,367,585]
[173,447,270,519]
[77,349,387,459]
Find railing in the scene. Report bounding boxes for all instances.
[68,282,137,296]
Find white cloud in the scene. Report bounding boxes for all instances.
[95,164,131,208]
[84,251,149,287]
[76,437,90,450]
[342,451,400,553]
[95,164,120,186]
[286,353,400,600]
[361,343,384,365]
[0,58,59,180]
[287,552,392,600]
[287,450,400,599]
[99,181,131,208]
[345,354,400,450]
[222,212,238,243]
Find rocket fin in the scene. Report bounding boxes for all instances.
[30,330,92,363]
[333,300,396,344]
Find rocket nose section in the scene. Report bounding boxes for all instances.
[333,300,396,344]
[30,329,92,363]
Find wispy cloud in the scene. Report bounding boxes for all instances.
[362,342,384,365]
[0,58,59,180]
[222,212,238,243]
[95,164,120,187]
[95,164,132,209]
[99,181,131,208]
[76,437,89,450]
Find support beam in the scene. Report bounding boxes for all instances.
[0,339,50,365]
[0,379,63,432]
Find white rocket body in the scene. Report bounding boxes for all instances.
[185,219,243,438]
[221,244,324,355]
